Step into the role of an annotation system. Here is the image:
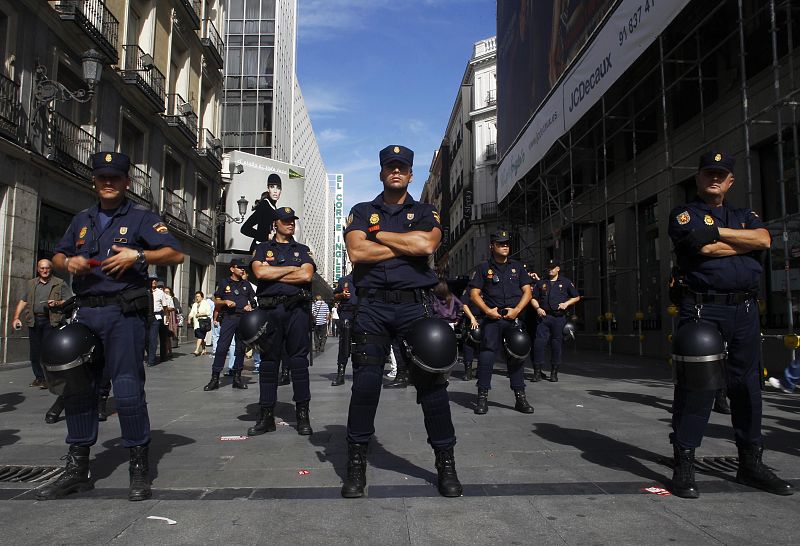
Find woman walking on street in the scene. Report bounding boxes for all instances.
[188,291,212,356]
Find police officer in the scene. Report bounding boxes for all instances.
[332,273,357,386]
[38,151,183,501]
[531,259,580,382]
[204,258,255,391]
[340,145,462,498]
[469,230,535,415]
[667,151,793,498]
[248,207,315,437]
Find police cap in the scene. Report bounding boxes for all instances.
[698,151,734,173]
[229,258,246,268]
[274,207,299,222]
[379,145,414,167]
[490,230,511,243]
[91,151,130,177]
[546,258,560,269]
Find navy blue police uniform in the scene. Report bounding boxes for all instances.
[345,147,456,453]
[668,155,766,451]
[460,300,482,377]
[335,273,358,370]
[211,259,256,376]
[532,260,579,372]
[468,237,533,391]
[53,152,181,449]
[252,208,315,409]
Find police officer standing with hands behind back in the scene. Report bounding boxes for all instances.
[38,152,184,501]
[332,273,357,386]
[204,258,255,391]
[469,230,535,415]
[667,150,792,498]
[340,145,462,499]
[248,206,316,437]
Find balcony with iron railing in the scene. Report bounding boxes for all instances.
[119,45,166,112]
[480,201,498,219]
[177,0,202,30]
[197,128,222,167]
[485,89,496,107]
[194,209,213,243]
[162,189,190,233]
[162,93,198,145]
[49,112,98,180]
[51,0,119,63]
[0,73,19,140]
[485,142,497,161]
[127,163,153,207]
[201,19,224,69]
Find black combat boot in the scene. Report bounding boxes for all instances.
[296,401,313,436]
[434,447,463,497]
[531,365,543,382]
[36,445,93,500]
[331,364,346,386]
[548,365,559,382]
[278,366,291,385]
[383,369,408,389]
[736,444,794,495]
[247,406,276,436]
[45,395,65,424]
[463,363,473,381]
[712,389,731,414]
[128,445,152,501]
[203,371,220,391]
[232,370,248,389]
[513,388,535,414]
[341,442,368,498]
[97,396,109,422]
[474,387,489,415]
[671,445,699,499]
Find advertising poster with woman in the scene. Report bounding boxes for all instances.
[223,150,306,253]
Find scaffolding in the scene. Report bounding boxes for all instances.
[500,0,800,363]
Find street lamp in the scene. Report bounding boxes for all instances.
[216,195,249,224]
[34,49,105,105]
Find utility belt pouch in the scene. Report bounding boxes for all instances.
[119,287,152,316]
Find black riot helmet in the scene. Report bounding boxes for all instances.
[402,317,458,374]
[41,323,101,396]
[563,321,577,340]
[671,320,727,391]
[237,309,276,354]
[504,326,532,360]
[467,324,483,346]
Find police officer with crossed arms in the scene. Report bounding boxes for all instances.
[248,207,316,437]
[667,150,792,498]
[39,152,183,501]
[341,145,462,498]
[469,230,535,415]
[204,258,255,391]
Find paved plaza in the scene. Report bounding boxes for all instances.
[0,339,797,545]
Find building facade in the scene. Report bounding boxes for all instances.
[496,0,800,367]
[424,36,500,278]
[0,0,226,363]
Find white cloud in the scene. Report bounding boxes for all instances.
[319,128,347,144]
[302,86,349,116]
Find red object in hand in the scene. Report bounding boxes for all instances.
[88,259,103,267]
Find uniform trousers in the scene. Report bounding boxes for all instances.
[211,313,245,373]
[476,318,527,390]
[258,303,311,406]
[347,300,456,450]
[672,299,762,449]
[337,313,352,367]
[533,314,567,366]
[65,305,149,448]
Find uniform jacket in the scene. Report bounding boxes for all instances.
[253,238,316,297]
[468,258,532,309]
[533,277,579,314]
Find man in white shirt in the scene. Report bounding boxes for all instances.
[147,277,167,367]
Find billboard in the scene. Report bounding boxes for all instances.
[498,0,692,202]
[223,150,306,253]
[497,0,617,157]
[330,174,345,280]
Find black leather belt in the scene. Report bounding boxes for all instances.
[356,288,424,304]
[544,310,565,317]
[258,293,306,309]
[684,290,755,305]
[76,294,119,307]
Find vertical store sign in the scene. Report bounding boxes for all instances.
[334,174,344,279]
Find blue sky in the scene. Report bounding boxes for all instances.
[295,0,497,212]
